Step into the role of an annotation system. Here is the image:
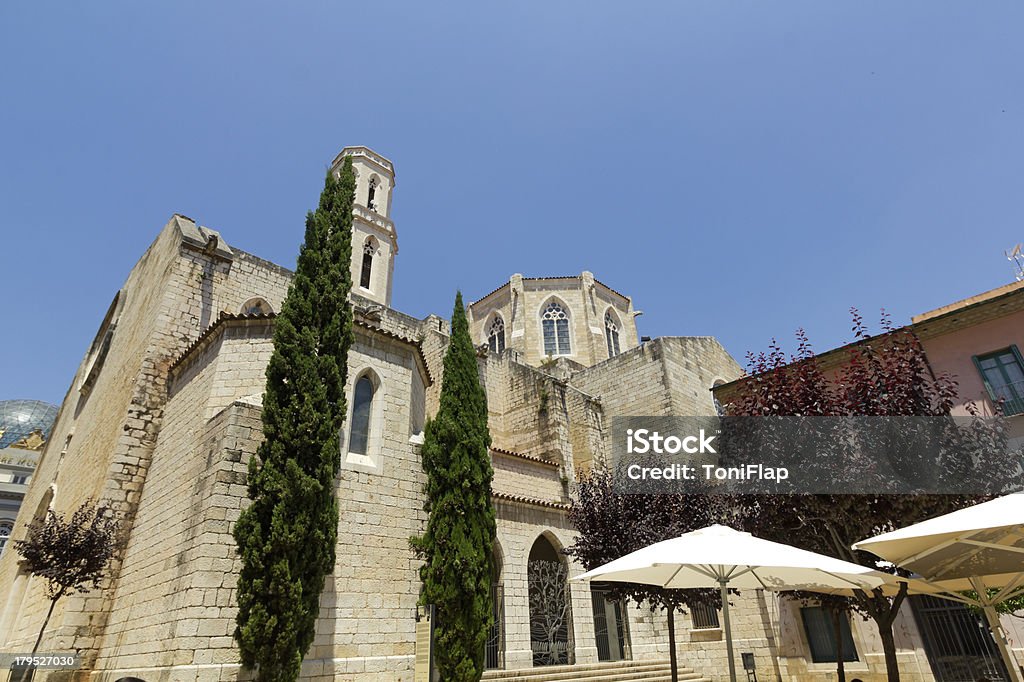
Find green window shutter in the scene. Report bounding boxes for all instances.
[972,354,997,402]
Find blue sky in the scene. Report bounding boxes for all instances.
[2,2,1023,405]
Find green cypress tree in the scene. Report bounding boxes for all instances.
[233,159,355,682]
[411,292,497,681]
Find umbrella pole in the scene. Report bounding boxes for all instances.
[720,578,737,682]
[982,605,1022,682]
[970,577,1023,682]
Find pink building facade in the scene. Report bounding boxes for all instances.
[912,279,1024,447]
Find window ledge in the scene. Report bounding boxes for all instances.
[689,627,723,642]
[343,451,380,474]
[804,662,867,672]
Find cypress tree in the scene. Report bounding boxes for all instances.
[233,159,355,682]
[411,292,497,681]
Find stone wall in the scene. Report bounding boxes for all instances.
[0,217,197,657]
[86,319,432,682]
[1,215,293,667]
[491,451,563,502]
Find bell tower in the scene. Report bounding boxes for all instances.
[330,146,397,307]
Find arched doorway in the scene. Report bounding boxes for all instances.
[486,543,505,669]
[528,534,572,666]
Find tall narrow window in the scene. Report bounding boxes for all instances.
[0,521,11,557]
[350,376,374,455]
[488,316,506,353]
[604,312,621,358]
[367,178,378,211]
[713,380,727,417]
[360,239,375,289]
[541,302,571,356]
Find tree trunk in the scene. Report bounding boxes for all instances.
[876,618,900,682]
[831,608,846,682]
[667,607,678,682]
[16,596,60,682]
[32,597,59,655]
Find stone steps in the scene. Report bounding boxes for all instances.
[481,659,709,682]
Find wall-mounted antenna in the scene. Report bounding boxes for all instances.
[1006,243,1024,281]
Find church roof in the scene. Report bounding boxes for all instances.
[490,446,559,467]
[471,274,631,306]
[168,311,433,387]
[491,491,570,510]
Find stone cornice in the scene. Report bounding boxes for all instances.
[333,146,395,176]
[491,447,559,468]
[491,491,571,511]
[168,312,275,381]
[353,205,399,254]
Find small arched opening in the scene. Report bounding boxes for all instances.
[360,237,377,290]
[367,177,379,211]
[240,297,273,316]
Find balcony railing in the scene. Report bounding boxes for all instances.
[991,380,1024,417]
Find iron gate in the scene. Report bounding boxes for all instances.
[911,595,1008,682]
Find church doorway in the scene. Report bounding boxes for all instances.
[590,583,630,662]
[527,534,573,666]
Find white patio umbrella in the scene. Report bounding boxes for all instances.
[854,493,1024,682]
[573,524,884,682]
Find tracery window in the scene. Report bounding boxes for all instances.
[604,312,621,358]
[360,239,375,289]
[541,302,571,356]
[488,316,506,353]
[367,178,378,211]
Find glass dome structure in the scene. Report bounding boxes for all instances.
[0,400,59,449]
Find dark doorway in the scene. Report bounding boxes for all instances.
[911,595,1008,682]
[590,582,630,661]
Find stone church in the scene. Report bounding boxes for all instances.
[1,146,919,682]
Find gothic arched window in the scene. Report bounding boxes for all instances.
[488,316,506,353]
[604,312,621,358]
[350,375,374,455]
[241,297,273,316]
[713,379,727,417]
[360,238,375,289]
[541,301,571,356]
[367,178,378,211]
[0,521,12,557]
